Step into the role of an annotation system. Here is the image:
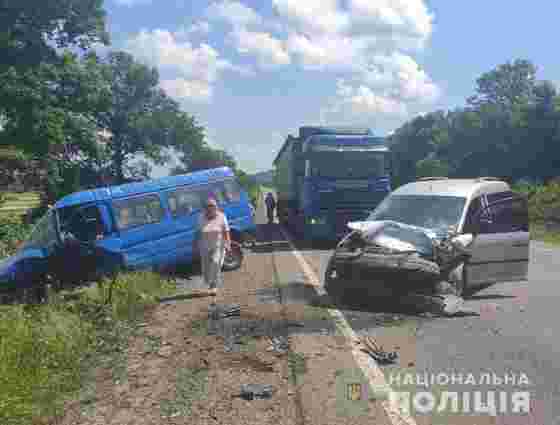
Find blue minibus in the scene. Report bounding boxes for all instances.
[0,166,256,299]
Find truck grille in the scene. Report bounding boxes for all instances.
[317,189,386,208]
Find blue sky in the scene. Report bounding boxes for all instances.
[102,0,560,176]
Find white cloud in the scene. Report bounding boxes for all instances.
[270,0,439,125]
[356,53,440,102]
[349,0,433,47]
[206,0,262,28]
[124,29,252,102]
[319,53,440,127]
[178,21,211,37]
[332,80,409,117]
[272,0,350,35]
[286,33,354,71]
[160,78,212,103]
[123,0,439,137]
[230,28,291,67]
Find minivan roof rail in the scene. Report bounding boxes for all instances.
[476,177,503,182]
[417,176,449,181]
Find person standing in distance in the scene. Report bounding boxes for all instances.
[197,197,231,295]
[265,192,276,224]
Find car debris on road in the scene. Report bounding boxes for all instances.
[359,335,399,365]
[239,384,275,400]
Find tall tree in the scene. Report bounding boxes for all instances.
[0,0,108,72]
[0,0,109,199]
[93,51,205,183]
[467,59,537,109]
[171,145,237,175]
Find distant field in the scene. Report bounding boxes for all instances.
[0,192,42,221]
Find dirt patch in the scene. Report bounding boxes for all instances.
[52,252,300,425]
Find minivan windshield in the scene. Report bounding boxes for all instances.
[367,194,466,232]
[20,209,59,251]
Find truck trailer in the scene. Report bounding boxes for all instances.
[273,126,392,240]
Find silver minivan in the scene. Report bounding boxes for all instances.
[359,177,530,294]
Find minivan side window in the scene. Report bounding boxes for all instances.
[112,194,164,230]
[463,197,482,234]
[167,188,202,218]
[471,192,529,234]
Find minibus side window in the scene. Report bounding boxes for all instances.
[197,184,225,204]
[113,194,164,230]
[167,188,201,217]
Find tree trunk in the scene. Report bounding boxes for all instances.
[113,136,125,184]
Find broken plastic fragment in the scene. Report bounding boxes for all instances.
[240,384,274,400]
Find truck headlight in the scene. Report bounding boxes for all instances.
[310,216,327,225]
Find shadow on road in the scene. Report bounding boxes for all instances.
[255,279,473,319]
[466,294,516,301]
[250,223,338,252]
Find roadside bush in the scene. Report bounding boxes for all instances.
[248,184,261,207]
[513,183,560,223]
[0,217,31,259]
[0,270,176,424]
[82,270,176,321]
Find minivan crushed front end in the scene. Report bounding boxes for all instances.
[325,220,472,298]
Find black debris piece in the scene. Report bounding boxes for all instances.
[240,384,274,400]
[224,335,245,353]
[267,335,289,353]
[208,303,241,320]
[361,336,399,365]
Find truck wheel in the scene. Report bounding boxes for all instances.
[222,241,243,271]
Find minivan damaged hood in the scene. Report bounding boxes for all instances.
[346,220,440,257]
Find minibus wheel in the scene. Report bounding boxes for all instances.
[222,241,243,271]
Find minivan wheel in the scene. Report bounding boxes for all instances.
[222,241,243,271]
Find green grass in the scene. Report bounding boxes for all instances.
[287,351,307,386]
[160,367,209,418]
[530,222,560,245]
[0,270,177,425]
[303,305,331,321]
[190,318,209,337]
[247,184,262,207]
[0,192,42,223]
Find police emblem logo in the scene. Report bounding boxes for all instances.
[347,383,362,401]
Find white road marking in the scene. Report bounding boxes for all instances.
[278,225,417,425]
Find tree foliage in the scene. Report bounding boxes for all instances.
[390,59,560,187]
[90,51,208,183]
[0,0,108,72]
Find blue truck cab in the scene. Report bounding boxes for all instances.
[274,126,392,240]
[0,167,256,297]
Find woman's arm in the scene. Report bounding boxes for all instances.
[222,214,231,251]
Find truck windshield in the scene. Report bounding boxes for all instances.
[308,151,387,179]
[20,209,59,251]
[368,194,466,231]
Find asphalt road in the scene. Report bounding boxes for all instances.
[285,228,559,423]
[173,194,559,423]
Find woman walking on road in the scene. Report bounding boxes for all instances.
[197,197,231,295]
